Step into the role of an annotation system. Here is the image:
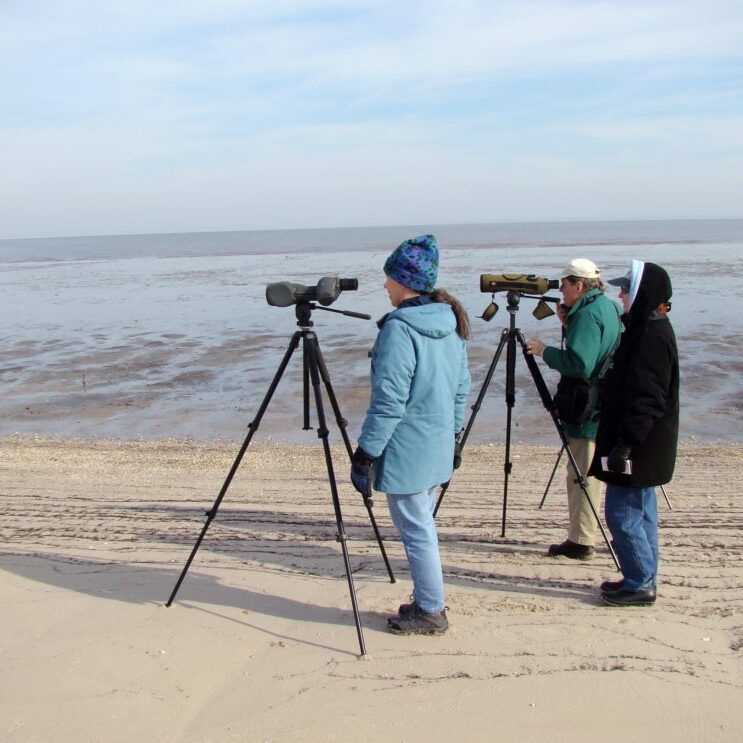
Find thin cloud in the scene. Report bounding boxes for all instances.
[1,1,743,237]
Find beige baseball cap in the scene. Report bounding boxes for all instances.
[560,258,601,279]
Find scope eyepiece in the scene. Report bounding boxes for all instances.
[337,278,358,292]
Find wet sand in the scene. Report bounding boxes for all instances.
[1,436,741,741]
[3,228,743,445]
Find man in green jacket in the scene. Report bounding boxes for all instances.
[527,259,622,559]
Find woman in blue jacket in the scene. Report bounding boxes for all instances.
[351,235,471,635]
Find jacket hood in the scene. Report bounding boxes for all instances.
[628,259,644,309]
[627,261,672,327]
[380,302,456,338]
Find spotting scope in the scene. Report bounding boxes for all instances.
[480,274,559,295]
[266,277,358,307]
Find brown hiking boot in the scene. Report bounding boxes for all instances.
[387,602,448,635]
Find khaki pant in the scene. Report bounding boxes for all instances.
[565,437,601,546]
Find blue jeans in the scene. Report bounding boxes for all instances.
[605,484,659,591]
[386,487,445,612]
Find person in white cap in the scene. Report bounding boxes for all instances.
[527,259,622,560]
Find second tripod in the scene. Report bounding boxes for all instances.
[434,290,619,570]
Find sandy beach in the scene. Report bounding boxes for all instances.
[1,435,742,742]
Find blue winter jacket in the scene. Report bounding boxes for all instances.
[358,302,471,494]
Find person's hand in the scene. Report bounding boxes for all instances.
[556,303,569,326]
[453,437,463,470]
[526,338,545,356]
[607,444,632,474]
[351,446,375,497]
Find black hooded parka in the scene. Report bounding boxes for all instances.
[589,262,679,487]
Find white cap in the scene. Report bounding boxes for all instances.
[560,258,601,280]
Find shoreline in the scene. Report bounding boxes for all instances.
[1,435,742,741]
[2,428,742,448]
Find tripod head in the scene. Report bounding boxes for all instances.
[294,301,371,328]
[480,289,560,322]
[481,291,561,322]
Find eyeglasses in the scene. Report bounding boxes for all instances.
[619,286,629,295]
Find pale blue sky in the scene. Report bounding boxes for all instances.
[2,0,742,239]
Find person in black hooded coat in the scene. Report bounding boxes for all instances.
[589,261,679,607]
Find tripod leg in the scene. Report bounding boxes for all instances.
[313,339,396,583]
[516,331,620,571]
[303,341,311,430]
[305,333,367,656]
[660,484,673,510]
[165,332,302,607]
[500,328,518,537]
[434,328,509,518]
[538,445,565,509]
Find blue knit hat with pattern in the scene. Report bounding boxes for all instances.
[383,234,439,293]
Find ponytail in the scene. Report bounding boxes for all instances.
[430,287,470,340]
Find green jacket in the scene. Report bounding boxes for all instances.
[543,289,622,439]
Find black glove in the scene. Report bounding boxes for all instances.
[607,444,632,474]
[351,446,376,497]
[453,436,463,470]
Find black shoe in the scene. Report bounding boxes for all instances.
[547,540,594,560]
[387,603,448,635]
[601,586,656,607]
[600,579,625,594]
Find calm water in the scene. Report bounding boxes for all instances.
[1,220,741,444]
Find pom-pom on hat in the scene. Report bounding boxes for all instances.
[560,258,601,280]
[383,234,439,293]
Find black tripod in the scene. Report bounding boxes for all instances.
[165,300,395,657]
[433,290,619,570]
